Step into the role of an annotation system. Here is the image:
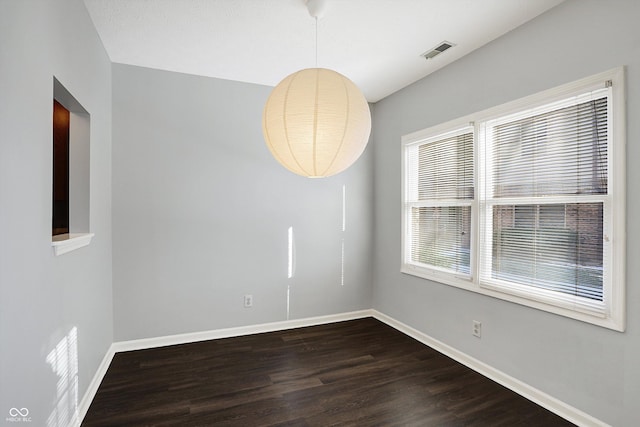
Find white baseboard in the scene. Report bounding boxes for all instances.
[73,344,117,427]
[76,308,606,427]
[112,309,374,353]
[371,310,608,427]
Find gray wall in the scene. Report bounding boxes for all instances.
[112,64,373,341]
[371,0,639,425]
[0,0,113,425]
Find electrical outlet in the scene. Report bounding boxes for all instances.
[472,320,482,338]
[244,294,253,308]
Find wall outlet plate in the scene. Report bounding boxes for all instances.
[472,320,482,338]
[244,294,253,308]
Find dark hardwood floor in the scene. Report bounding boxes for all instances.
[82,318,575,426]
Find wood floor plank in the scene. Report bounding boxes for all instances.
[82,318,575,426]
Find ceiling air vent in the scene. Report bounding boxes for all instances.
[422,41,455,60]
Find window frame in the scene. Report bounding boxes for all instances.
[404,126,475,282]
[401,67,625,331]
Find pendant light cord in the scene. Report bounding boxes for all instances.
[315,16,318,68]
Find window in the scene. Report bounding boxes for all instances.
[405,127,474,279]
[402,68,625,331]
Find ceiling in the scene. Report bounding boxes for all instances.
[83,0,564,103]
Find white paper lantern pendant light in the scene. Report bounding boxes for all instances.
[262,0,371,178]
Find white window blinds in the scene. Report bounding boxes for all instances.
[489,96,608,198]
[406,128,473,275]
[480,89,610,315]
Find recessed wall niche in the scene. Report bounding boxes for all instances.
[52,98,70,235]
[51,78,93,255]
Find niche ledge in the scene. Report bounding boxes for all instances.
[52,233,95,256]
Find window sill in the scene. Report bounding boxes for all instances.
[51,233,94,256]
[401,264,624,332]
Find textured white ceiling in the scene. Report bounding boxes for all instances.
[83,0,564,102]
